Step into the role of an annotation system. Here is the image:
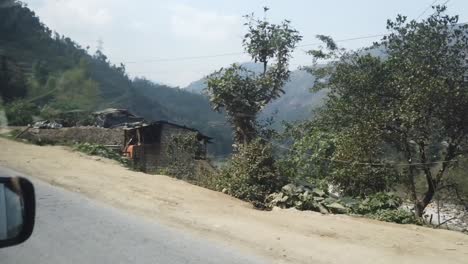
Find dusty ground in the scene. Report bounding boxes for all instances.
[1,137,467,264]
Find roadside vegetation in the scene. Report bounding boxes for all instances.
[198,6,468,229]
[73,143,129,165]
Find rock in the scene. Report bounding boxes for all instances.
[318,204,329,214]
[312,188,326,197]
[294,201,303,208]
[328,184,342,198]
[313,196,325,202]
[271,206,282,211]
[323,197,338,205]
[326,202,348,214]
[281,184,297,194]
[340,197,359,208]
[221,188,228,194]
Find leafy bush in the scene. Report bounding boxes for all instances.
[279,123,400,197]
[74,143,127,165]
[0,128,21,139]
[217,139,286,205]
[348,192,420,225]
[352,192,402,215]
[266,183,349,214]
[266,186,420,224]
[4,100,39,126]
[368,209,421,225]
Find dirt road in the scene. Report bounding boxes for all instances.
[1,137,467,264]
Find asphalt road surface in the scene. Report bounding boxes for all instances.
[0,167,267,264]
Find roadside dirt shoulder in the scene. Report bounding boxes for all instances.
[1,138,467,264]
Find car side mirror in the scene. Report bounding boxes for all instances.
[0,177,35,248]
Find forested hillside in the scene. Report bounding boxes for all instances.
[0,0,232,155]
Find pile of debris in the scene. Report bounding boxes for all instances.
[92,108,145,128]
[32,120,63,129]
[401,202,468,233]
[266,183,349,214]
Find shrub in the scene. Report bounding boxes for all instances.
[352,192,402,215]
[278,124,400,197]
[368,209,421,225]
[4,100,38,126]
[217,139,286,205]
[74,143,127,165]
[266,183,349,214]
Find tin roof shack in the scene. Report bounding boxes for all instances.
[17,108,213,174]
[124,121,212,173]
[93,108,145,128]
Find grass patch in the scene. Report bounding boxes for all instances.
[73,143,128,165]
[0,128,23,139]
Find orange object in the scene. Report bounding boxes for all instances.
[126,145,134,159]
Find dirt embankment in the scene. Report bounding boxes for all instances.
[1,137,467,264]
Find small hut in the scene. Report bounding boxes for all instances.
[123,121,212,172]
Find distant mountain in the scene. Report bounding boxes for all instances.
[185,78,206,94]
[184,63,327,126]
[259,70,327,126]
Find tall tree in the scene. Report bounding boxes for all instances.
[306,6,468,216]
[205,8,302,146]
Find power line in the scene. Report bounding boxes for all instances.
[124,52,246,64]
[122,0,455,66]
[416,0,451,21]
[121,34,387,65]
[205,120,457,167]
[260,134,456,167]
[416,0,440,21]
[297,34,387,48]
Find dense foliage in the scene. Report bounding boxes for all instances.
[287,6,468,217]
[4,99,38,125]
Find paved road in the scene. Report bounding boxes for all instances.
[0,167,267,264]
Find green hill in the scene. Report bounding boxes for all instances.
[0,0,232,155]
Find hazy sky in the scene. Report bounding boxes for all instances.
[23,0,468,87]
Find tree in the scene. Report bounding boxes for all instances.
[382,6,468,216]
[0,56,27,102]
[306,6,468,216]
[205,8,302,146]
[46,59,101,111]
[3,99,38,126]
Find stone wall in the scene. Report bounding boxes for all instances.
[130,124,200,173]
[20,127,125,146]
[157,124,198,168]
[131,144,161,173]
